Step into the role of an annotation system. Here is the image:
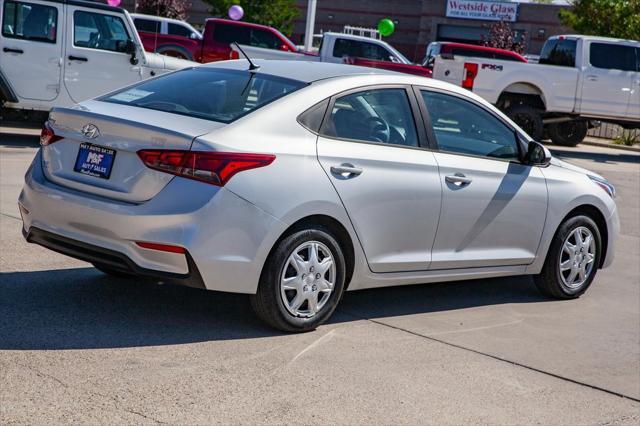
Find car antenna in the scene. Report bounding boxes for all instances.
[232,42,260,71]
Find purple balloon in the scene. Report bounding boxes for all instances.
[228,5,244,21]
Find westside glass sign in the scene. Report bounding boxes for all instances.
[446,0,518,22]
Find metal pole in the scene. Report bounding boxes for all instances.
[303,0,317,52]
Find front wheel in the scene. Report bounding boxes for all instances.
[250,228,346,332]
[533,215,601,299]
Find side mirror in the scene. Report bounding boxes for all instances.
[116,39,138,65]
[524,141,551,166]
[189,32,199,39]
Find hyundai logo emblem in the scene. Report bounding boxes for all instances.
[81,123,100,139]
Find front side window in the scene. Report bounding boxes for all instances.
[102,68,306,123]
[421,91,519,161]
[321,89,418,147]
[590,43,636,72]
[2,0,57,43]
[134,18,159,34]
[250,29,281,49]
[168,22,192,38]
[74,11,130,52]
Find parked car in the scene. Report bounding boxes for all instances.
[20,60,619,332]
[422,41,528,68]
[0,0,195,123]
[133,17,298,62]
[433,35,640,145]
[232,32,432,77]
[131,13,201,59]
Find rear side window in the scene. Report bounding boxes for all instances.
[321,89,418,148]
[74,11,130,52]
[421,91,519,161]
[134,18,160,33]
[168,22,192,38]
[539,39,577,67]
[2,0,57,43]
[590,43,636,72]
[213,23,250,44]
[102,68,306,123]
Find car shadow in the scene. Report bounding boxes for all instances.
[0,133,40,148]
[0,267,546,350]
[549,147,640,165]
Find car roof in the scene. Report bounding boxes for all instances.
[201,59,398,83]
[551,35,640,45]
[130,13,190,25]
[437,42,527,59]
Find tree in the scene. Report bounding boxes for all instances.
[202,0,299,36]
[482,21,526,54]
[136,0,191,21]
[558,0,640,40]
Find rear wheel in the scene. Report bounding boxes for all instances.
[155,45,193,61]
[548,120,588,147]
[533,215,601,299]
[250,227,346,332]
[505,104,543,141]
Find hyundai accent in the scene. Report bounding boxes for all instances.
[19,60,619,332]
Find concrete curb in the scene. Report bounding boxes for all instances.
[581,138,640,153]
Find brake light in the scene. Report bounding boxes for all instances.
[462,62,479,90]
[136,241,185,254]
[230,49,240,60]
[137,150,275,186]
[40,122,63,146]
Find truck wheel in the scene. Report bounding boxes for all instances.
[155,45,193,61]
[548,121,588,147]
[505,104,543,141]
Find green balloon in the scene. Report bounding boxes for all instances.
[378,18,395,37]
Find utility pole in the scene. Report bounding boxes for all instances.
[303,0,317,52]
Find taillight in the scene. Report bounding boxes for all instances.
[230,50,240,60]
[462,62,479,90]
[136,241,185,253]
[137,150,275,186]
[40,122,63,146]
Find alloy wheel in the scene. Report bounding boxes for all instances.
[558,226,596,289]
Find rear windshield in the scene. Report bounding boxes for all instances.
[101,67,306,123]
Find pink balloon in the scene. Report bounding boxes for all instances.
[107,0,121,6]
[228,5,244,21]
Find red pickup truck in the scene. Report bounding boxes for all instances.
[135,18,298,62]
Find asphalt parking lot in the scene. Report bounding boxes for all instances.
[1,131,639,424]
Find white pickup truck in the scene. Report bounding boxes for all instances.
[234,31,412,64]
[434,35,640,145]
[0,0,194,123]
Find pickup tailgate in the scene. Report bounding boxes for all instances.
[42,100,224,203]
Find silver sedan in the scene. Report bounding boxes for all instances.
[19,60,619,332]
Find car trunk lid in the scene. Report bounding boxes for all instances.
[43,100,225,203]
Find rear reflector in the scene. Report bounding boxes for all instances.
[136,241,186,254]
[40,122,63,146]
[462,62,479,91]
[137,150,275,186]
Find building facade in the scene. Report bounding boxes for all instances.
[121,0,571,62]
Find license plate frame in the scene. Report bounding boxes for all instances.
[73,142,116,180]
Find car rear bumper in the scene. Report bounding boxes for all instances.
[23,226,206,289]
[19,150,287,294]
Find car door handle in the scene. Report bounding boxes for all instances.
[586,75,598,82]
[3,47,23,54]
[330,164,363,177]
[68,55,88,62]
[445,173,472,186]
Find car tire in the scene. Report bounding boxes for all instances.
[250,227,346,332]
[505,104,544,141]
[548,120,588,147]
[93,263,135,279]
[533,215,601,299]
